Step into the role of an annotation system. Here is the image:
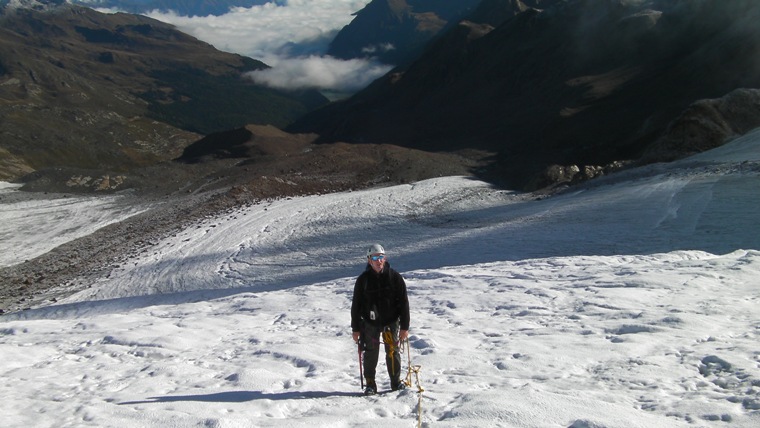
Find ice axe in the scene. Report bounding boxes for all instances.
[357,338,364,389]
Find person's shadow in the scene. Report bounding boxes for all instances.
[119,390,357,405]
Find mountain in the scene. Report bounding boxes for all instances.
[0,1,328,182]
[466,0,559,27]
[69,0,269,17]
[291,0,760,189]
[326,0,481,66]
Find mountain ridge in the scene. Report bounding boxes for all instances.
[0,2,329,185]
[5,0,270,16]
[291,0,760,189]
[327,0,481,66]
[5,0,760,194]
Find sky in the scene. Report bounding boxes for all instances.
[112,0,394,93]
[1,127,759,426]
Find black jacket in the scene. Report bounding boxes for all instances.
[351,262,410,332]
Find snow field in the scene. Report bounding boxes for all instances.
[0,185,147,268]
[2,250,759,427]
[2,128,760,426]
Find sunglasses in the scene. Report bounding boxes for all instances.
[369,255,385,261]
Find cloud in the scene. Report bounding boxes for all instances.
[125,0,386,92]
[142,0,371,59]
[362,43,395,55]
[244,55,393,92]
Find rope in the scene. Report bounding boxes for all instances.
[401,338,425,428]
[379,328,426,427]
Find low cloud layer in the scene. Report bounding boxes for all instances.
[245,55,392,92]
[134,0,387,92]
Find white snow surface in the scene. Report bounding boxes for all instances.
[0,184,147,268]
[2,128,760,427]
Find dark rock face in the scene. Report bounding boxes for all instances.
[642,89,760,163]
[327,0,481,66]
[293,0,760,189]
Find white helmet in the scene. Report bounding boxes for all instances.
[366,243,385,257]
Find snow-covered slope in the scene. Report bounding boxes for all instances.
[0,183,146,268]
[38,129,760,306]
[1,128,759,427]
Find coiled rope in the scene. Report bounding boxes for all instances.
[379,329,425,427]
[400,338,424,427]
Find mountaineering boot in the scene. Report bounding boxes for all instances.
[364,378,377,396]
[391,379,406,391]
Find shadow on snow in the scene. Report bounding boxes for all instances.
[119,389,358,405]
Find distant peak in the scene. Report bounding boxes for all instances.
[2,0,67,12]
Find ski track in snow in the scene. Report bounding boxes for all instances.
[1,129,760,427]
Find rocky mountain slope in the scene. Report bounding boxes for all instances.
[0,1,327,183]
[327,0,481,66]
[292,0,760,189]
